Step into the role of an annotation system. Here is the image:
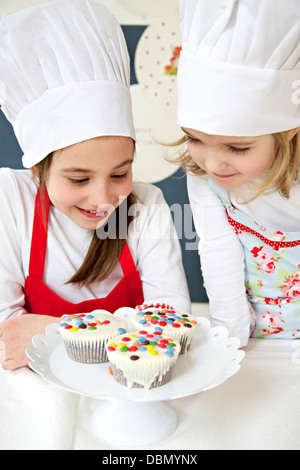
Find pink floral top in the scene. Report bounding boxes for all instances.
[210,180,300,339]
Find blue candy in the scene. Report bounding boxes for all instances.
[138,346,147,352]
[165,350,175,357]
[118,328,126,334]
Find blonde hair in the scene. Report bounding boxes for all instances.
[33,153,136,286]
[170,131,300,200]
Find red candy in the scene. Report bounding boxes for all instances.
[122,337,131,342]
[129,346,138,352]
[102,320,110,325]
[172,323,180,328]
[159,321,167,326]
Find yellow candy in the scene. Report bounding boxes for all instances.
[70,327,79,332]
[130,334,138,339]
[109,342,116,348]
[117,343,126,348]
[146,345,154,350]
[149,350,158,356]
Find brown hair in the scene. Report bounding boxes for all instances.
[170,131,300,200]
[33,153,136,286]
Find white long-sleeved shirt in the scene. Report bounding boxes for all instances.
[187,172,300,347]
[0,168,190,321]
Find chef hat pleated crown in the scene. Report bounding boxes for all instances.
[177,0,300,136]
[0,0,135,168]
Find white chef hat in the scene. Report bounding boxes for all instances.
[177,0,300,137]
[0,0,135,168]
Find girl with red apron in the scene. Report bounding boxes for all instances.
[24,189,145,316]
[0,1,183,370]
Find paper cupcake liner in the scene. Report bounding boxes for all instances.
[64,339,108,364]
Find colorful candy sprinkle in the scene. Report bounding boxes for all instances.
[130,355,140,361]
[60,313,115,333]
[149,350,158,356]
[107,329,179,361]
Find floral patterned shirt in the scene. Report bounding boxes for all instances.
[210,180,300,339]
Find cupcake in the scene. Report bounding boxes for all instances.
[106,330,180,389]
[131,307,198,355]
[59,310,127,364]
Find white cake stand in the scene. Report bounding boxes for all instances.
[26,313,245,448]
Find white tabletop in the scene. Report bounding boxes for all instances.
[1,306,300,450]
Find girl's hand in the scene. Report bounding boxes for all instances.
[0,314,60,371]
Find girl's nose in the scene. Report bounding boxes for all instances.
[204,149,229,173]
[87,184,111,208]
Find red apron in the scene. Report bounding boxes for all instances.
[24,189,144,317]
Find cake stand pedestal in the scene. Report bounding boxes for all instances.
[93,400,177,447]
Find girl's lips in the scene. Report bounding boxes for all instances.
[76,207,109,219]
[213,172,237,179]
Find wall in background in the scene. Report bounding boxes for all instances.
[0,0,208,303]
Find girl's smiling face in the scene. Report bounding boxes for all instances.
[46,136,134,230]
[183,128,277,190]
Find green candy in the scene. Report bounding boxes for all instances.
[120,346,129,353]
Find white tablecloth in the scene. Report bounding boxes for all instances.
[1,311,300,450]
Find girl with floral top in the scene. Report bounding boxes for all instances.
[176,0,300,346]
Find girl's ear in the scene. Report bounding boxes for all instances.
[287,126,300,141]
[30,166,38,177]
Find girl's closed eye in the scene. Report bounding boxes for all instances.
[111,172,129,181]
[68,177,89,184]
[186,135,201,145]
[228,146,250,154]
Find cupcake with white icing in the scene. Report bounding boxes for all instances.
[131,307,198,354]
[59,310,127,364]
[106,330,180,389]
